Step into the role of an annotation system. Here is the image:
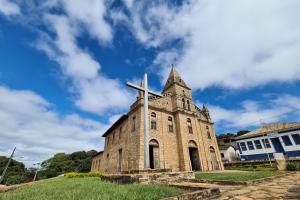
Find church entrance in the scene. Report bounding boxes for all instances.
[188,141,200,171]
[210,147,220,170]
[149,139,160,169]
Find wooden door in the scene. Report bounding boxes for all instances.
[210,148,219,170]
[153,146,160,169]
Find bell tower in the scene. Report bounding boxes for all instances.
[162,66,194,112]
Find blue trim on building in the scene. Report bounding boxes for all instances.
[241,153,274,161]
[241,150,300,160]
[285,150,300,157]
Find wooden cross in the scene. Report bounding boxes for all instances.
[127,74,162,169]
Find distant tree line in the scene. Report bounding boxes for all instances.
[0,150,97,185]
[217,130,250,139]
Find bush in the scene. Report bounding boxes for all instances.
[65,172,102,178]
[286,162,300,171]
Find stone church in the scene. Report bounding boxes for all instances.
[91,67,224,174]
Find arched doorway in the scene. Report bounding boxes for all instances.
[210,146,220,170]
[149,139,160,169]
[188,141,201,171]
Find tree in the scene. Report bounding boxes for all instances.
[237,130,250,136]
[217,132,235,139]
[0,156,31,185]
[39,150,98,179]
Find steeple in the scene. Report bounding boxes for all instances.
[163,65,189,92]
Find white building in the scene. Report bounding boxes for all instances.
[219,144,240,162]
[235,123,300,161]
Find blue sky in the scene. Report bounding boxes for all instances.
[0,0,300,166]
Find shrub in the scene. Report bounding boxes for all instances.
[286,162,300,171]
[65,172,102,178]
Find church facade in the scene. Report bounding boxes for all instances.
[91,67,224,174]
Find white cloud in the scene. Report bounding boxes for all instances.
[0,86,108,166]
[75,77,133,114]
[123,0,300,90]
[34,2,134,115]
[61,0,112,43]
[207,94,300,130]
[0,0,20,16]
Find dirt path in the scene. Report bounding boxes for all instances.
[213,172,300,200]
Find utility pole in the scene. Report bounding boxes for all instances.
[33,163,40,182]
[0,147,16,184]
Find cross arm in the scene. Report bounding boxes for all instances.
[126,82,145,92]
[126,82,163,97]
[148,90,163,97]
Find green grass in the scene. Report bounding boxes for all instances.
[224,163,277,171]
[195,171,282,181]
[0,177,185,200]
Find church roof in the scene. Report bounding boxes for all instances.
[163,66,190,92]
[236,122,300,140]
[102,114,128,137]
[92,151,103,158]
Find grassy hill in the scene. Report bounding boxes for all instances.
[0,177,184,200]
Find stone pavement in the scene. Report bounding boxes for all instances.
[211,172,300,200]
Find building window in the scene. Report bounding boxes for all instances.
[107,136,110,147]
[187,100,191,111]
[151,112,157,130]
[168,116,173,133]
[254,140,263,149]
[262,139,271,148]
[247,141,255,150]
[291,134,300,145]
[221,153,224,158]
[187,118,193,134]
[281,135,293,146]
[119,126,122,140]
[239,142,247,151]
[132,116,136,132]
[182,98,186,109]
[206,126,211,139]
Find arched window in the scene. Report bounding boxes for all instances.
[182,98,186,109]
[187,118,193,134]
[168,116,173,133]
[132,116,136,132]
[187,100,191,111]
[206,125,211,139]
[151,112,157,130]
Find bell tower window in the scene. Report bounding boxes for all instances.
[187,100,191,111]
[182,98,186,109]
